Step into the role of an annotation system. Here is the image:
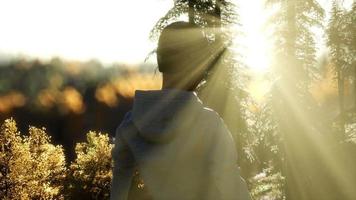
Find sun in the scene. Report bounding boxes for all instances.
[230,0,275,102]
[244,35,271,73]
[237,0,273,73]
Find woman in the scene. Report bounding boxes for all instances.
[110,21,251,200]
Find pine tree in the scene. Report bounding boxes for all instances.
[266,0,325,199]
[327,0,349,138]
[150,0,239,40]
[266,0,324,86]
[350,1,356,109]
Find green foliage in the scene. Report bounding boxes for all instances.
[0,118,29,199]
[326,0,356,140]
[150,0,242,79]
[242,97,281,165]
[238,95,286,200]
[0,118,117,199]
[327,0,355,78]
[0,118,66,199]
[267,0,325,84]
[150,0,239,40]
[67,131,113,200]
[249,167,285,200]
[0,119,122,200]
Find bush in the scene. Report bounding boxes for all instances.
[0,118,147,199]
[0,118,66,199]
[3,118,289,200]
[67,131,113,200]
[249,167,285,200]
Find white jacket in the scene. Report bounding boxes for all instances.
[110,89,251,200]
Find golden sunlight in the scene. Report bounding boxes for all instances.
[248,77,273,103]
[1,0,356,199]
[238,0,272,73]
[236,0,274,103]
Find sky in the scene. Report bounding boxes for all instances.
[0,0,172,64]
[0,0,353,67]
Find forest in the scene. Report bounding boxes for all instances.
[1,0,356,199]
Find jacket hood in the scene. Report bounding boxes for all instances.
[132,89,203,143]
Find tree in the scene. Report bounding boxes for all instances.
[266,0,325,199]
[349,2,356,109]
[0,118,29,199]
[23,126,67,199]
[150,0,239,40]
[67,131,113,200]
[0,118,66,199]
[327,0,350,138]
[266,0,324,87]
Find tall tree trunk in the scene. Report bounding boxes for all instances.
[284,0,296,198]
[282,1,311,199]
[188,0,195,24]
[337,61,345,139]
[354,65,356,110]
[286,0,297,60]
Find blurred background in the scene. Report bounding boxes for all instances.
[0,0,172,160]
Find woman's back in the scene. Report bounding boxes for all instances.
[111,90,251,200]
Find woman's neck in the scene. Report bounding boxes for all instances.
[161,73,189,91]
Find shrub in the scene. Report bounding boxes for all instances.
[0,118,66,199]
[249,167,285,200]
[67,131,113,200]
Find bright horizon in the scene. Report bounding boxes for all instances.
[0,0,352,67]
[0,0,172,65]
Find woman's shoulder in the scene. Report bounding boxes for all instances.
[201,107,222,123]
[200,107,232,137]
[115,111,135,136]
[119,111,133,127]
